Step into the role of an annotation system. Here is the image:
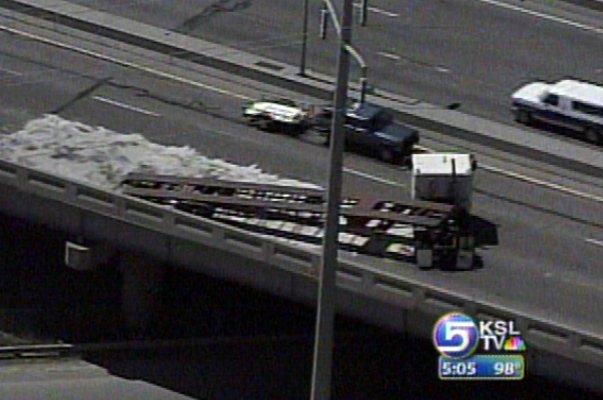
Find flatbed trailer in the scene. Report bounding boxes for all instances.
[121,174,470,268]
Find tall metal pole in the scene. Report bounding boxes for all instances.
[359,0,368,26]
[299,0,310,75]
[310,0,353,399]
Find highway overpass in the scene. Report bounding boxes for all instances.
[0,0,602,393]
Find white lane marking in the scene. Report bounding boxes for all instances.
[344,167,405,187]
[377,52,451,73]
[199,124,263,144]
[481,163,603,204]
[3,21,603,204]
[92,96,161,117]
[544,271,603,290]
[0,24,252,102]
[377,51,401,61]
[585,238,603,248]
[416,144,603,204]
[477,0,603,35]
[0,65,22,76]
[367,6,399,17]
[353,3,399,17]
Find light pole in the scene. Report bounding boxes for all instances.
[310,1,353,399]
[299,0,310,76]
[359,0,368,26]
[318,0,368,104]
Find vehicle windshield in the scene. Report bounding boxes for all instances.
[373,110,393,130]
[266,98,297,107]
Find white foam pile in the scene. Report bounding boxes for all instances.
[0,116,416,256]
[0,115,320,191]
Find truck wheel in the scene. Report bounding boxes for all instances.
[379,148,395,163]
[258,118,270,131]
[585,127,602,145]
[515,110,532,125]
[290,124,304,136]
[244,116,254,126]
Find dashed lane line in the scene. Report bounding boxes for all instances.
[93,96,161,117]
[0,65,22,75]
[477,0,603,35]
[2,21,603,204]
[0,21,407,189]
[585,238,603,248]
[353,3,399,17]
[377,51,401,61]
[344,167,405,187]
[0,23,253,101]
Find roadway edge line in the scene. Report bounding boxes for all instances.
[416,145,603,204]
[480,163,603,204]
[2,0,603,181]
[0,22,253,101]
[1,18,603,204]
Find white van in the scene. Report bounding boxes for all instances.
[511,79,603,144]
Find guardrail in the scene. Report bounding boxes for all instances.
[0,158,602,376]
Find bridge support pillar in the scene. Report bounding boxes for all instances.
[119,252,164,338]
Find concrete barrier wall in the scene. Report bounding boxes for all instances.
[1,0,602,178]
[0,0,602,390]
[0,158,601,391]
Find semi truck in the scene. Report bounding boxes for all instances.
[121,152,478,270]
[411,153,477,269]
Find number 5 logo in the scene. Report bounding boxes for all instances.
[439,321,475,352]
[433,312,478,358]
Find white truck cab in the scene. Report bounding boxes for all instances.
[411,153,477,270]
[411,153,476,212]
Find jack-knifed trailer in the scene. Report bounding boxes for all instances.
[121,153,477,269]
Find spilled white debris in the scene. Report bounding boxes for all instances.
[0,114,320,191]
[0,116,415,255]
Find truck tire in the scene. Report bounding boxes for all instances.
[585,127,602,145]
[379,147,395,163]
[515,109,532,125]
[258,117,271,131]
[244,116,255,126]
[289,124,304,136]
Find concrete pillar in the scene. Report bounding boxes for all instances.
[119,252,164,338]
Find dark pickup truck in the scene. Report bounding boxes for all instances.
[312,102,419,164]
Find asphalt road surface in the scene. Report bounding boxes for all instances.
[0,25,601,339]
[58,0,603,128]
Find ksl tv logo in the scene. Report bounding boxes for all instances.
[433,312,527,358]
